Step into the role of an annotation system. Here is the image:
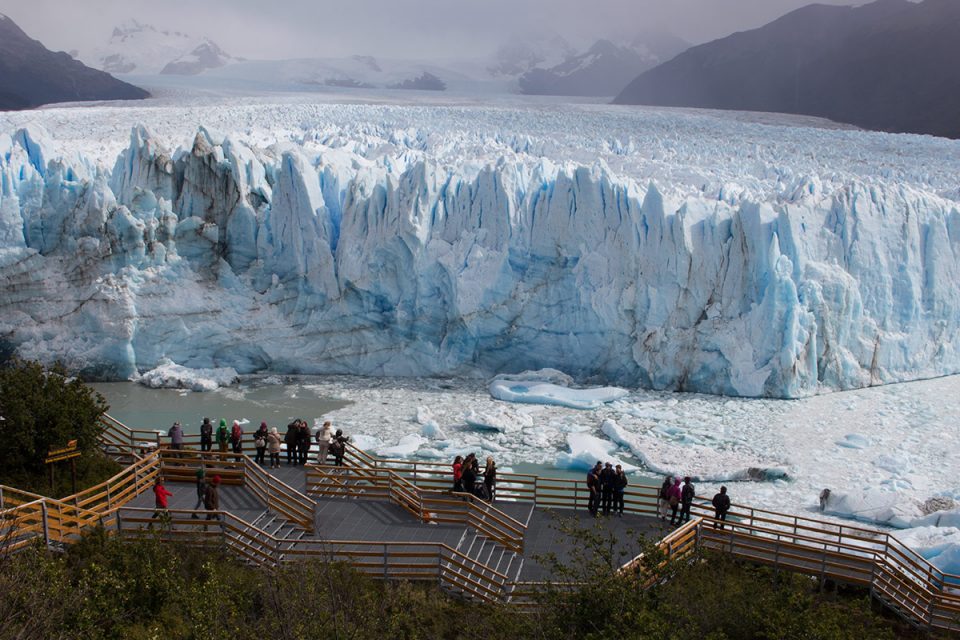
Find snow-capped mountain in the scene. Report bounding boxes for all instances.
[518,35,688,97]
[487,36,577,77]
[79,20,236,76]
[0,14,149,110]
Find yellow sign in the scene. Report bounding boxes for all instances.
[45,439,80,464]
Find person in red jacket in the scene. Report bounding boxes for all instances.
[150,479,173,527]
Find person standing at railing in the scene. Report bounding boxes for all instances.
[203,475,222,529]
[200,417,214,452]
[452,455,464,492]
[587,461,602,517]
[150,479,172,528]
[712,486,731,529]
[216,419,230,454]
[331,429,350,466]
[613,464,628,516]
[253,422,268,466]
[668,478,682,526]
[483,456,497,502]
[284,421,298,465]
[679,477,695,524]
[316,421,333,464]
[230,421,243,461]
[658,475,673,522]
[267,427,282,469]
[461,455,477,498]
[600,462,616,516]
[168,421,184,450]
[191,466,207,518]
[297,420,311,465]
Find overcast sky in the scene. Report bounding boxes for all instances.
[2,0,863,60]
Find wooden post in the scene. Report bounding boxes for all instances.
[41,502,50,548]
[70,458,77,496]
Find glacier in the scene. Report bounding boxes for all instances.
[1,98,959,398]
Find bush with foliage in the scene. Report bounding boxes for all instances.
[0,520,939,640]
[0,358,115,494]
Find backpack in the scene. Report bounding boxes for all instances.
[669,494,680,507]
[231,424,242,441]
[255,436,266,448]
[682,483,695,503]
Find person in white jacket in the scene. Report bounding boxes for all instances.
[316,421,333,465]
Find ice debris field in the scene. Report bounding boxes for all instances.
[1,93,959,568]
[1,95,959,398]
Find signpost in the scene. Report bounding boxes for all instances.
[46,439,81,494]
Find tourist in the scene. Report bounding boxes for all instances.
[297,420,311,465]
[613,464,628,516]
[712,486,731,529]
[461,455,477,498]
[200,417,213,452]
[191,466,206,518]
[483,456,497,502]
[330,429,350,466]
[168,421,184,450]
[284,421,298,465]
[600,462,616,516]
[203,475,222,528]
[679,476,696,523]
[230,420,243,461]
[658,475,672,521]
[316,421,333,464]
[452,455,464,492]
[587,461,602,517]
[253,421,268,466]
[150,479,172,527]
[267,427,282,469]
[668,477,682,525]
[216,419,230,454]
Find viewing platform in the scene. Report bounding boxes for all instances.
[2,413,959,631]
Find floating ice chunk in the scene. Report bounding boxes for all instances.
[874,452,912,474]
[378,434,427,457]
[910,507,960,529]
[464,409,531,433]
[835,434,871,449]
[490,374,629,410]
[137,358,239,391]
[421,420,446,439]
[350,434,383,451]
[554,432,638,473]
[894,526,960,575]
[821,489,922,528]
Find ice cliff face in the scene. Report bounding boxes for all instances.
[1,108,959,398]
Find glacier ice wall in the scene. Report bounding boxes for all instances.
[1,119,959,398]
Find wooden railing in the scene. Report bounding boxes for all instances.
[305,462,527,552]
[67,415,960,625]
[116,507,511,603]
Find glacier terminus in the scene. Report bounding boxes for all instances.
[1,97,958,399]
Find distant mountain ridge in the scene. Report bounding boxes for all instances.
[519,35,688,97]
[614,0,960,138]
[79,19,237,75]
[0,14,148,111]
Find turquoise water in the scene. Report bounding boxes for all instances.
[91,381,350,434]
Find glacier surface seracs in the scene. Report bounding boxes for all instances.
[1,100,959,398]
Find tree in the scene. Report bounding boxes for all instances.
[0,358,111,493]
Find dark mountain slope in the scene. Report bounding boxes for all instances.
[614,0,960,138]
[0,14,149,111]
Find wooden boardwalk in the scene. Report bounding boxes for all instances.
[125,461,663,583]
[2,413,959,631]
